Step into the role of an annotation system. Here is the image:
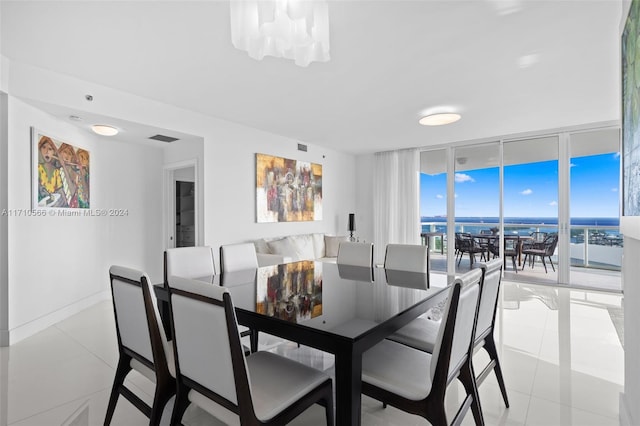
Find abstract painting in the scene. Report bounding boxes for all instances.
[256,261,323,322]
[32,128,90,209]
[256,153,322,222]
[623,0,640,216]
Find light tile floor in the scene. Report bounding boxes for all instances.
[0,280,624,425]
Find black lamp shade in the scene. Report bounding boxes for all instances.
[348,213,356,232]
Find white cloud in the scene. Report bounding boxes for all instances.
[549,201,558,206]
[520,189,533,195]
[612,187,618,192]
[570,162,577,168]
[455,173,475,183]
[436,194,444,199]
[614,152,621,159]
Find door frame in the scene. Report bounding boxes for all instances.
[163,159,199,249]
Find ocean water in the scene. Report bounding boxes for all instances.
[421,216,621,240]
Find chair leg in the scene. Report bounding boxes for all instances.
[149,382,174,426]
[484,335,510,408]
[521,254,527,270]
[170,386,190,426]
[250,329,259,353]
[459,361,484,426]
[511,256,517,273]
[104,357,132,426]
[548,256,555,272]
[540,256,548,273]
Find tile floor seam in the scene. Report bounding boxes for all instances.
[52,323,117,372]
[7,387,107,426]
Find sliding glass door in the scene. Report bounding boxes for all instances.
[503,136,559,284]
[419,149,448,272]
[419,126,621,291]
[568,129,621,290]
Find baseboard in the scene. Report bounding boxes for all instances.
[620,392,635,426]
[8,291,111,345]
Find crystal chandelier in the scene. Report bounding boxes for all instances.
[230,0,330,67]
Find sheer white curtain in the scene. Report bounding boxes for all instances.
[373,148,421,265]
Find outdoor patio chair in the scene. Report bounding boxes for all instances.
[522,233,558,273]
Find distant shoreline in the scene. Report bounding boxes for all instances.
[421,216,620,227]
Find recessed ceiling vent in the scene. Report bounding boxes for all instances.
[149,134,179,143]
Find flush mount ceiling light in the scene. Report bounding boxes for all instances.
[419,113,462,126]
[91,124,119,136]
[230,0,330,67]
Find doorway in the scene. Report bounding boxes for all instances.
[164,160,198,249]
[175,180,195,247]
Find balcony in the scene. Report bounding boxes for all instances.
[421,220,622,291]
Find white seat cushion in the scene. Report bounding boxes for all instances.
[247,351,331,421]
[386,316,440,353]
[189,351,330,422]
[290,234,315,261]
[130,340,176,381]
[267,238,300,261]
[362,339,433,401]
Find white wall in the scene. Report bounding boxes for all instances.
[0,58,358,343]
[203,129,357,265]
[6,97,164,343]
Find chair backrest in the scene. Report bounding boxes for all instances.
[504,236,519,252]
[430,268,482,383]
[109,265,170,375]
[220,243,259,273]
[337,241,374,268]
[473,259,503,341]
[165,246,216,283]
[383,244,429,273]
[530,231,548,243]
[168,276,249,410]
[544,233,559,255]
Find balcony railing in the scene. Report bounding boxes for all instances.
[420,221,622,271]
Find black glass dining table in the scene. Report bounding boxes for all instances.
[155,260,449,426]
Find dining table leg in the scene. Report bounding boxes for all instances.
[334,345,362,425]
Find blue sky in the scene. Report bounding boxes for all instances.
[420,153,620,218]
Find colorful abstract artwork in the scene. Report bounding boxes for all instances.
[256,153,322,222]
[32,129,90,209]
[623,0,640,216]
[256,261,323,322]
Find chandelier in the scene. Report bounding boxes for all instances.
[230,0,330,67]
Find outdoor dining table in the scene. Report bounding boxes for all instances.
[155,260,450,425]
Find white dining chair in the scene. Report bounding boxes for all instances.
[167,275,334,425]
[220,242,259,273]
[164,246,216,284]
[388,258,509,408]
[360,267,484,425]
[105,266,176,426]
[383,244,429,273]
[336,241,374,268]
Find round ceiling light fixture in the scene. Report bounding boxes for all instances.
[419,113,461,126]
[91,124,119,136]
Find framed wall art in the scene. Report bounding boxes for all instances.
[622,0,640,217]
[256,153,322,222]
[31,128,90,209]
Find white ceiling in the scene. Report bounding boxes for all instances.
[0,0,623,154]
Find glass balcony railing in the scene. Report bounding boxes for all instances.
[420,221,622,271]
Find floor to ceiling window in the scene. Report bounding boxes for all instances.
[453,143,500,274]
[419,149,448,272]
[419,125,621,291]
[569,128,621,290]
[503,136,559,285]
